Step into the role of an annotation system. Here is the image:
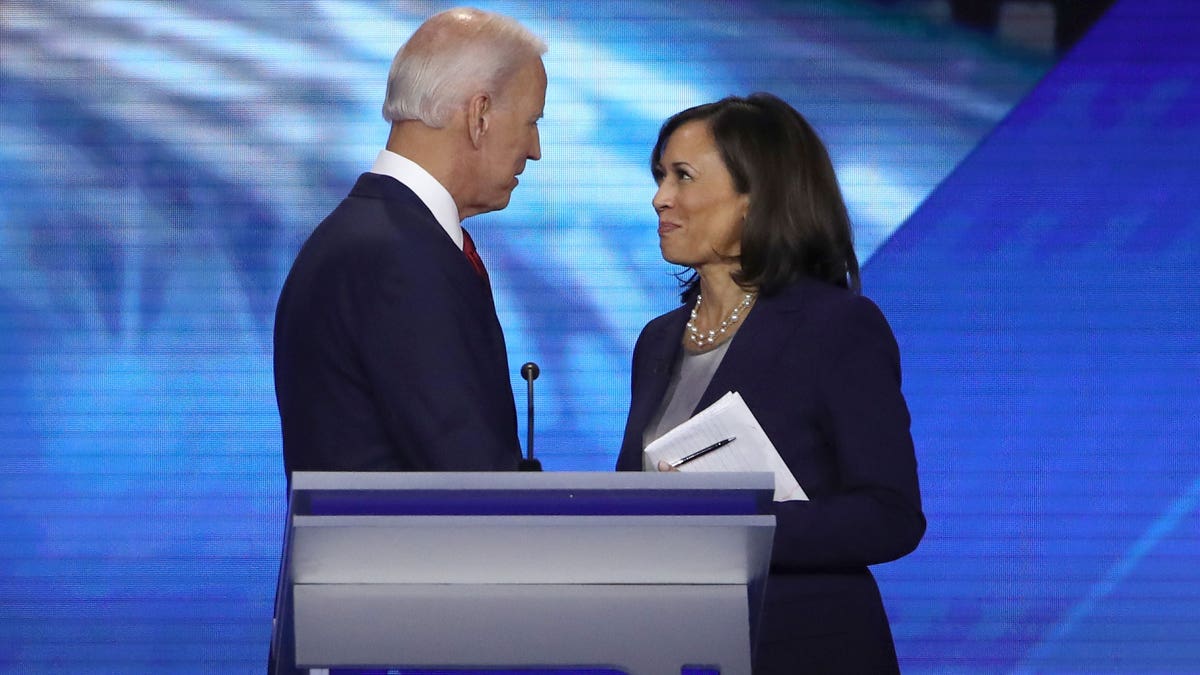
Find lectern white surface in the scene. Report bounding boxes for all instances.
[291,515,771,584]
[274,471,776,675]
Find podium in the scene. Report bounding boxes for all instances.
[271,471,776,675]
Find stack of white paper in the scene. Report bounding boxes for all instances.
[644,391,808,502]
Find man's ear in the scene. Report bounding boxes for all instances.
[467,93,490,148]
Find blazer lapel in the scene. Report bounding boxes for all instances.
[626,306,689,444]
[693,283,809,415]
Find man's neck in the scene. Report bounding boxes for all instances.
[386,121,472,218]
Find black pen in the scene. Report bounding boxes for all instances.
[669,436,736,469]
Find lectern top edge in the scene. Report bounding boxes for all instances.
[290,470,775,492]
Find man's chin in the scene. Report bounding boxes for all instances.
[470,195,512,218]
[494,189,516,211]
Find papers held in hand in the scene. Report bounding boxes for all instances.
[644,391,808,502]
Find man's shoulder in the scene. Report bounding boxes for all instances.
[347,172,421,204]
[342,173,436,222]
[283,180,447,289]
[316,174,443,245]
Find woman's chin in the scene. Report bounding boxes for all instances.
[659,252,690,267]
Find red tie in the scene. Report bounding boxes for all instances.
[461,227,491,288]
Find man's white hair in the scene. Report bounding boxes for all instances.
[382,7,547,128]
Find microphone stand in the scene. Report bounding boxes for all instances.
[519,362,542,471]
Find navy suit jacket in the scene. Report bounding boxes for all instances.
[617,278,925,673]
[274,173,521,478]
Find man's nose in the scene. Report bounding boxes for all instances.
[529,129,542,161]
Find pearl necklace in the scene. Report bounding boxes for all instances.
[686,292,755,348]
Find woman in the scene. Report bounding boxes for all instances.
[617,93,925,673]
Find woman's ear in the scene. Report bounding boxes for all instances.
[467,93,490,148]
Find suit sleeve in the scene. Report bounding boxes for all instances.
[769,296,925,570]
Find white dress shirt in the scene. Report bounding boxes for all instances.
[369,149,464,250]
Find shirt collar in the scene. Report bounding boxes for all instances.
[369,149,463,250]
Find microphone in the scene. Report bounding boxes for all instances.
[518,362,542,471]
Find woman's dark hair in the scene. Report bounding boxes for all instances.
[651,93,860,299]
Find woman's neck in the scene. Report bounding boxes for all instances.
[696,268,750,324]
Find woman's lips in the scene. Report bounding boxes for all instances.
[658,221,680,236]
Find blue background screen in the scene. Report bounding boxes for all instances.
[1,0,1197,671]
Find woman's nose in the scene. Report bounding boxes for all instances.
[652,185,671,213]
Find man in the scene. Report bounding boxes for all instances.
[273,7,547,480]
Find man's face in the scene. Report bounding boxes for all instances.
[469,57,546,216]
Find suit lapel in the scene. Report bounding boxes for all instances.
[693,282,809,415]
[626,306,689,444]
[354,173,508,371]
[354,173,490,306]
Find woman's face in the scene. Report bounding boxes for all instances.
[652,120,749,271]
